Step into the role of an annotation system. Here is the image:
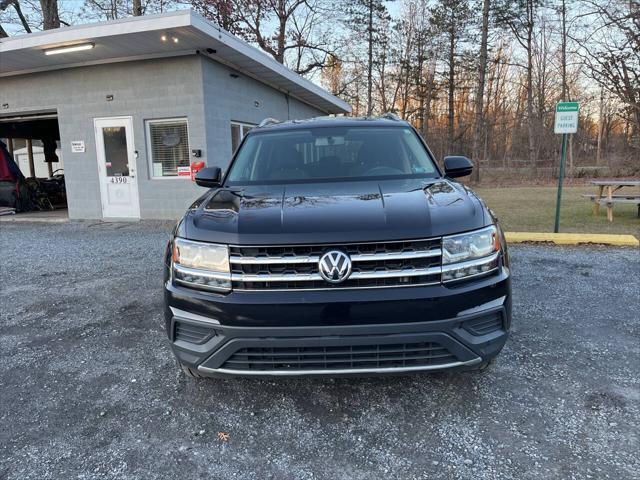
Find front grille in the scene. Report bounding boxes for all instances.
[174,321,216,344]
[463,312,503,336]
[222,341,458,372]
[230,238,442,290]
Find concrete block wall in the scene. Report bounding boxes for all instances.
[200,56,325,172]
[0,54,326,220]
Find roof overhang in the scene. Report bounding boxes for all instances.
[0,10,351,115]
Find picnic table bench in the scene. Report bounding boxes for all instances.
[583,180,640,222]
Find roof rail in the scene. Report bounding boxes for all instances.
[381,112,401,121]
[258,118,281,128]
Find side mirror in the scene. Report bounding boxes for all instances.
[443,156,473,178]
[195,166,221,188]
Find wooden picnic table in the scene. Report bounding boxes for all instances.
[587,180,640,222]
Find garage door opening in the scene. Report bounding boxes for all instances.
[0,112,68,219]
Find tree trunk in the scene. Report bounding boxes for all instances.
[132,0,142,16]
[526,17,536,174]
[472,0,490,183]
[447,15,455,152]
[421,65,434,138]
[596,88,604,166]
[0,24,7,38]
[39,0,60,29]
[367,0,374,116]
[276,0,286,64]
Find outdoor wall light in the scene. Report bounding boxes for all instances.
[172,37,179,44]
[44,43,94,55]
[161,35,167,42]
[106,94,114,101]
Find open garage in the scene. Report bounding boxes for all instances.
[0,112,67,216]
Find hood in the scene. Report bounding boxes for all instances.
[178,178,489,244]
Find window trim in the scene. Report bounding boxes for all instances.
[145,117,191,180]
[230,120,256,154]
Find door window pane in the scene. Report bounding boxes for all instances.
[102,126,129,176]
[148,119,190,177]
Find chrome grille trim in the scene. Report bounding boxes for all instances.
[231,265,442,283]
[229,248,441,265]
[229,238,443,290]
[231,255,320,265]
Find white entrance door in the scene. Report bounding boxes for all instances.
[94,117,140,219]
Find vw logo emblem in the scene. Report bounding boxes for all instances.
[318,250,352,284]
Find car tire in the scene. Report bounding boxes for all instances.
[180,363,204,378]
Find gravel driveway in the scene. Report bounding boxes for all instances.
[0,221,638,480]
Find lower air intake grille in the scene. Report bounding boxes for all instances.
[174,321,215,344]
[463,313,503,336]
[222,342,458,372]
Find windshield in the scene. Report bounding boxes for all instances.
[225,126,439,184]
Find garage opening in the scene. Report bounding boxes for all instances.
[0,112,68,219]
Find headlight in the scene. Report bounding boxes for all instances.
[442,226,501,282]
[171,238,231,292]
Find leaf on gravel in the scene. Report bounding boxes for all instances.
[217,432,230,442]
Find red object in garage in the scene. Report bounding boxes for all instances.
[190,161,205,181]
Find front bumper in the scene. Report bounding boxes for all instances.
[164,267,511,377]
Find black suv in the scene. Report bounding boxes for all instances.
[164,116,511,378]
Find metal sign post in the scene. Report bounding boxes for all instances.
[553,102,579,233]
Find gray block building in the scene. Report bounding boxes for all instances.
[0,10,350,220]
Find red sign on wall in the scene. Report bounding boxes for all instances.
[190,162,205,181]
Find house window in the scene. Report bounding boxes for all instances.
[147,118,190,178]
[231,121,254,153]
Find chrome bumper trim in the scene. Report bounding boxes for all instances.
[170,306,221,325]
[197,357,482,376]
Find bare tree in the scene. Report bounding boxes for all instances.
[1,0,33,33]
[192,0,335,75]
[344,0,391,116]
[495,0,542,171]
[577,0,640,134]
[472,0,491,182]
[190,0,242,33]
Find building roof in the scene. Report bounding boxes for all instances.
[0,10,351,115]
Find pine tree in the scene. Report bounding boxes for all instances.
[343,0,392,116]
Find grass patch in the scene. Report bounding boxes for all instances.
[473,185,640,237]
